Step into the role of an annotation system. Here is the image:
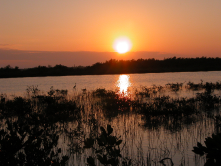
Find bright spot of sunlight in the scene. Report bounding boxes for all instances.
[117,75,131,96]
[113,37,132,54]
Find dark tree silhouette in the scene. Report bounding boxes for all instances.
[1,57,221,78]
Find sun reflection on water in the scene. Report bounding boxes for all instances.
[117,75,131,97]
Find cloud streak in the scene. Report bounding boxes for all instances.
[0,49,215,69]
[0,44,10,47]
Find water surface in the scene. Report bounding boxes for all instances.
[1,71,221,96]
[1,71,221,165]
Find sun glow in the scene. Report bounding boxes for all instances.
[113,37,132,54]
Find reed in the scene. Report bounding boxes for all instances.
[0,81,220,165]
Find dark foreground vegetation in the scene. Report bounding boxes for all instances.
[1,57,221,78]
[1,81,221,165]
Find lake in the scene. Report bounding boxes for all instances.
[1,71,221,166]
[1,71,221,96]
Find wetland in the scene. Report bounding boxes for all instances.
[0,71,221,166]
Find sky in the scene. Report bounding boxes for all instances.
[1,0,221,68]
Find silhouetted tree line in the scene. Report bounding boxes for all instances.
[1,57,221,78]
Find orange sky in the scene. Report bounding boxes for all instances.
[1,0,221,67]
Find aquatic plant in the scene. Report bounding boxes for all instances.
[84,124,131,166]
[1,81,221,165]
[186,81,221,92]
[138,95,197,116]
[0,118,69,165]
[92,88,134,120]
[193,133,221,166]
[166,82,183,92]
[26,85,40,97]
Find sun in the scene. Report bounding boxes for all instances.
[113,37,132,54]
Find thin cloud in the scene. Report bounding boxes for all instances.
[0,44,10,47]
[0,49,219,69]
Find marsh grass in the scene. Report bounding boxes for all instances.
[0,81,221,165]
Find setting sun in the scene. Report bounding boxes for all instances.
[113,37,132,54]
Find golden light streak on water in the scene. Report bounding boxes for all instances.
[117,75,131,97]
